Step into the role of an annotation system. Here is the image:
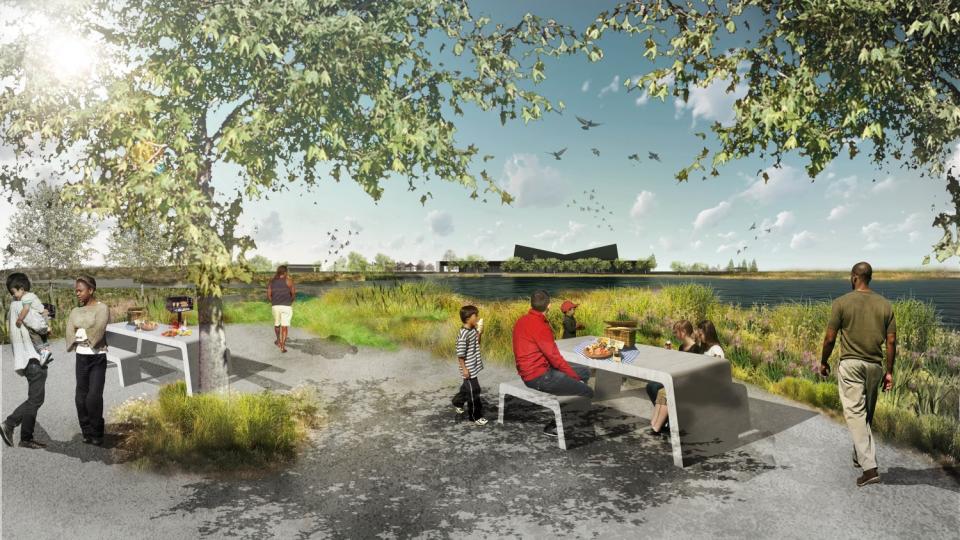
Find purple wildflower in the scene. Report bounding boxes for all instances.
[762,351,775,365]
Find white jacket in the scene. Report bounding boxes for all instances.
[8,302,40,372]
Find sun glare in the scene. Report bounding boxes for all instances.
[46,34,97,82]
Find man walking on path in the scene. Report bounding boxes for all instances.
[819,262,897,487]
[513,290,593,437]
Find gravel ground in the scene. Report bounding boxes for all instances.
[1,324,957,539]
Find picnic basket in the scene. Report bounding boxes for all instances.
[604,326,637,348]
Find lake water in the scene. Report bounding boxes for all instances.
[400,275,960,330]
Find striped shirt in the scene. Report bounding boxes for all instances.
[456,326,483,377]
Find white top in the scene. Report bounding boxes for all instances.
[75,328,106,355]
[704,344,725,359]
[20,292,43,312]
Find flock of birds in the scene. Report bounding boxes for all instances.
[319,227,361,267]
[735,221,776,256]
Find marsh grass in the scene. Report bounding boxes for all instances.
[111,382,323,472]
[224,282,959,461]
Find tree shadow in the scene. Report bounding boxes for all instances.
[881,466,960,493]
[227,352,290,391]
[152,380,786,538]
[285,335,358,359]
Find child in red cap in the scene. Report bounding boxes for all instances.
[560,300,584,339]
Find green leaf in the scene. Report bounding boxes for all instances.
[725,20,736,33]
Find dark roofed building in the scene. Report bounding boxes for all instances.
[438,244,619,272]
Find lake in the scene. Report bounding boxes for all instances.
[398,275,960,330]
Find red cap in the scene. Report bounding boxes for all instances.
[560,300,578,313]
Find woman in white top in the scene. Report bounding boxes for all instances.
[695,320,726,359]
[65,275,110,446]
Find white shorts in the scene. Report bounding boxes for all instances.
[272,305,293,327]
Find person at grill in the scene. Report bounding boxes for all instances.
[513,290,593,438]
[267,265,296,353]
[67,275,110,446]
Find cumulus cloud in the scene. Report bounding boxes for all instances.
[498,154,567,208]
[630,191,656,220]
[827,204,852,221]
[790,230,815,249]
[738,165,802,204]
[716,241,746,254]
[253,211,284,244]
[673,77,747,126]
[693,201,732,230]
[426,210,454,236]
[871,176,896,193]
[534,221,585,250]
[581,79,590,92]
[760,211,795,231]
[861,212,925,250]
[717,231,737,241]
[598,75,620,97]
[826,175,858,200]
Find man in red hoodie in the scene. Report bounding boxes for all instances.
[513,290,593,437]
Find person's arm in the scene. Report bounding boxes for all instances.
[882,311,897,391]
[287,276,296,304]
[457,357,470,378]
[563,316,576,336]
[83,304,110,349]
[266,280,272,303]
[536,322,582,381]
[819,301,842,377]
[456,331,470,378]
[65,309,77,352]
[15,304,28,327]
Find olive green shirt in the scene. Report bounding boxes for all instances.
[827,290,896,365]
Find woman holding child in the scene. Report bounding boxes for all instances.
[66,275,110,446]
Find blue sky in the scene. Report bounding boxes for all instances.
[2,1,958,271]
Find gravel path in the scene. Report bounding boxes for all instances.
[2,324,957,539]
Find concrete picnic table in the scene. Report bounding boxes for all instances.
[105,322,200,395]
[557,336,753,467]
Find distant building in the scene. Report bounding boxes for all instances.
[437,244,619,273]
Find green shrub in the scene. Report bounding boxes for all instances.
[893,299,938,352]
[111,382,323,471]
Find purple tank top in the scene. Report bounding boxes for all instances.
[270,276,293,306]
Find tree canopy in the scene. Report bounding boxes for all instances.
[583,0,960,262]
[3,182,97,270]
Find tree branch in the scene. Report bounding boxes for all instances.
[210,97,254,143]
[936,75,960,104]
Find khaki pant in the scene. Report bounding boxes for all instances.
[837,358,884,470]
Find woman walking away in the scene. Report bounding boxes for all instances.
[267,265,296,353]
[66,275,110,446]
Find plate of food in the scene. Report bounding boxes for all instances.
[582,337,622,359]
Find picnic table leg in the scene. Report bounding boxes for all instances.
[551,402,566,450]
[138,338,158,358]
[593,370,624,401]
[665,378,684,467]
[497,388,506,425]
[182,342,199,396]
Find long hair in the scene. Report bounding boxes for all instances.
[696,320,721,349]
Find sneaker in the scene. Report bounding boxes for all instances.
[19,439,46,449]
[454,406,465,414]
[543,421,558,437]
[40,350,53,366]
[856,468,880,487]
[474,418,488,426]
[0,422,14,447]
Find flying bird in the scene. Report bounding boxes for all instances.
[749,222,756,231]
[628,153,640,162]
[591,148,600,156]
[755,236,758,240]
[765,228,772,233]
[736,249,741,255]
[547,148,567,160]
[648,152,661,162]
[576,116,602,130]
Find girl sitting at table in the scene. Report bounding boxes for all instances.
[649,319,725,435]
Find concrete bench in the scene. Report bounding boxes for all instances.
[497,381,589,450]
[107,350,142,388]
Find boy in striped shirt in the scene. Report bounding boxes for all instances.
[452,305,486,425]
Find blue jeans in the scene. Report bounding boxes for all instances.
[525,364,594,398]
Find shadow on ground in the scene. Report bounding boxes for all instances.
[153,378,791,538]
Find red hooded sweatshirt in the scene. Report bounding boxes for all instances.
[512,309,582,382]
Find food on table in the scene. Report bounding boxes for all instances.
[141,321,158,331]
[161,329,179,337]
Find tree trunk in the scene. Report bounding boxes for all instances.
[197,293,230,393]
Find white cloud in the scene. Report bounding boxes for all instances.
[871,176,896,193]
[630,191,656,220]
[790,230,816,249]
[598,75,620,98]
[717,231,737,241]
[533,220,585,251]
[738,165,802,204]
[862,212,925,250]
[760,211,795,231]
[691,240,703,250]
[673,77,747,126]
[658,236,674,250]
[827,204,852,221]
[716,241,746,254]
[253,211,283,244]
[498,153,567,208]
[474,221,505,248]
[581,79,590,92]
[826,175,858,200]
[693,201,732,230]
[426,210,454,236]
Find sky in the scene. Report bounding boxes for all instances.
[2,0,959,271]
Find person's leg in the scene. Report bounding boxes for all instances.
[466,377,483,421]
[86,354,108,439]
[645,381,664,404]
[272,306,281,346]
[75,353,93,437]
[535,369,594,398]
[452,379,469,409]
[279,306,291,352]
[571,364,591,384]
[838,359,876,470]
[5,360,46,438]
